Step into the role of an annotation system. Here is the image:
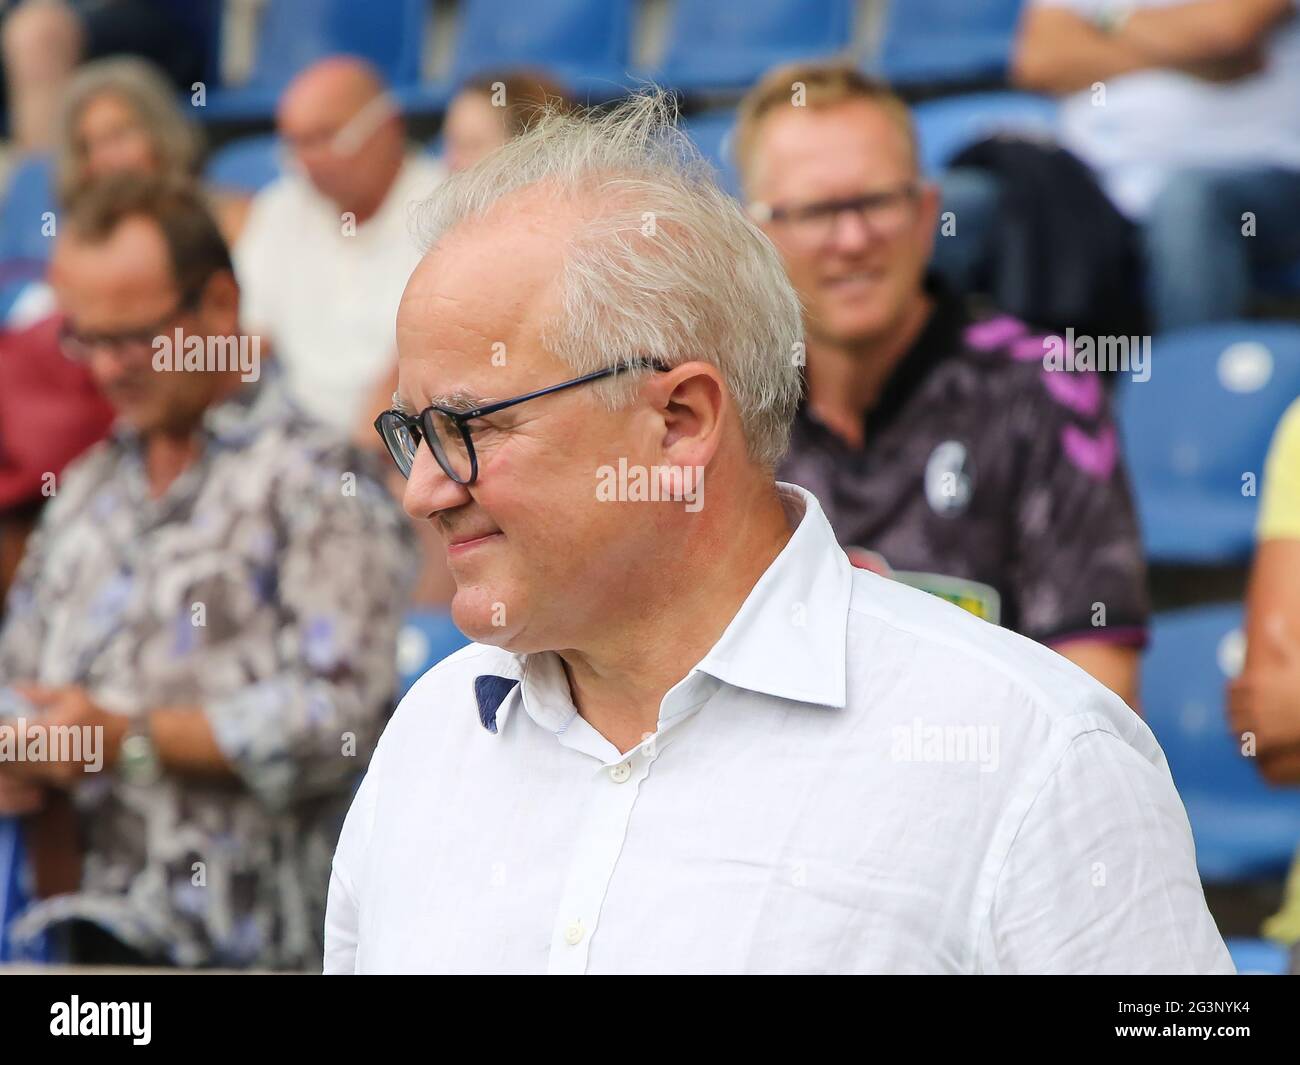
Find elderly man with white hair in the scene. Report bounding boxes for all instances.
[324,94,1232,975]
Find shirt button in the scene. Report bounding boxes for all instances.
[563,920,585,946]
[608,762,632,783]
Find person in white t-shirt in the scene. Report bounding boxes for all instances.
[234,56,445,435]
[1013,0,1300,330]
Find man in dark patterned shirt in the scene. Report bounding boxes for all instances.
[736,62,1148,706]
[0,175,413,967]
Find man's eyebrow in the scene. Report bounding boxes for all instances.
[433,392,488,413]
[396,389,496,414]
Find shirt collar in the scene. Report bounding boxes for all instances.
[689,482,851,708]
[474,675,519,734]
[473,481,853,734]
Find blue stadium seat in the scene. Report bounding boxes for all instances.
[447,0,634,102]
[159,0,223,91]
[1226,937,1290,974]
[681,110,740,198]
[875,0,1025,87]
[0,817,55,963]
[0,155,56,321]
[203,0,428,122]
[1143,604,1300,882]
[1118,321,1300,563]
[0,817,27,962]
[203,134,284,195]
[392,82,456,118]
[396,610,472,695]
[651,0,853,94]
[1260,257,1300,295]
[0,155,55,266]
[912,91,1058,175]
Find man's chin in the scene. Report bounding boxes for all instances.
[108,397,170,433]
[449,585,518,647]
[821,307,894,348]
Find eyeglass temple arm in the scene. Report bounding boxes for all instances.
[457,361,668,421]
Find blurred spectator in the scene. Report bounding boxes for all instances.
[1013,0,1300,331]
[1230,396,1300,783]
[55,56,197,203]
[1,0,83,152]
[0,55,237,600]
[737,61,1149,706]
[7,55,248,329]
[442,70,573,174]
[1,0,209,153]
[54,56,249,244]
[0,174,412,967]
[234,56,444,436]
[0,313,113,609]
[1230,396,1300,971]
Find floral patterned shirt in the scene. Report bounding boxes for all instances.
[0,365,415,968]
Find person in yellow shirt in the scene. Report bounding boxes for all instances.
[1229,398,1300,967]
[1260,398,1300,542]
[1230,398,1300,781]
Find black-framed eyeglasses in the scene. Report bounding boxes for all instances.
[749,182,921,246]
[58,289,202,364]
[374,359,670,484]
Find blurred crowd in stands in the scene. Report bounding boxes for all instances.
[0,0,1296,971]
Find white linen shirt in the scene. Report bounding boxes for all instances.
[324,484,1232,974]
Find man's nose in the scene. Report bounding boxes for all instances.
[87,345,131,386]
[402,444,472,522]
[827,206,875,254]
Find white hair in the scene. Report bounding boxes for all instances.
[414,91,804,469]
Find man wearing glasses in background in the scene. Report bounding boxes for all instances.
[0,173,412,968]
[737,62,1150,709]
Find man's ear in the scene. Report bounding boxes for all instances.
[646,360,727,472]
[197,270,241,336]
